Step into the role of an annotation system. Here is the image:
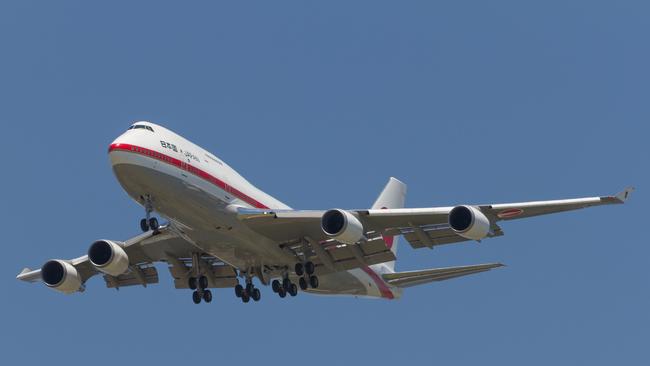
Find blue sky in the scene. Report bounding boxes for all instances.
[1,1,648,365]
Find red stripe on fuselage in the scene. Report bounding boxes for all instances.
[108,143,270,209]
[361,266,395,299]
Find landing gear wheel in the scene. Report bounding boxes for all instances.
[198,276,208,289]
[278,287,287,298]
[246,283,254,294]
[234,284,243,298]
[309,275,319,289]
[305,261,315,275]
[282,278,291,292]
[242,292,250,303]
[289,283,298,297]
[140,219,149,232]
[188,277,197,290]
[203,290,212,303]
[271,280,281,293]
[299,277,308,291]
[148,217,159,231]
[192,291,201,304]
[295,263,304,276]
[252,288,261,302]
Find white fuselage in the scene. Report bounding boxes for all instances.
[108,122,400,299]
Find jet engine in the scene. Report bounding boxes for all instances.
[88,240,129,277]
[321,209,364,244]
[448,205,491,241]
[41,260,83,294]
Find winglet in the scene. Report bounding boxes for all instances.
[614,187,635,203]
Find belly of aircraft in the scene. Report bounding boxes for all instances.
[109,152,291,269]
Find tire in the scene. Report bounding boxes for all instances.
[192,291,201,304]
[252,288,261,302]
[289,283,298,297]
[242,293,250,303]
[234,284,243,298]
[309,275,319,289]
[188,277,197,290]
[149,217,159,231]
[246,283,254,294]
[305,261,315,275]
[271,280,281,293]
[282,278,291,292]
[203,290,212,303]
[140,219,149,232]
[294,263,304,276]
[278,288,286,298]
[198,276,208,289]
[298,277,308,290]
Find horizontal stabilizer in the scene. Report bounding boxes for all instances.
[382,263,504,288]
[614,187,634,203]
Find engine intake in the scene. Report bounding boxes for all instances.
[321,209,364,244]
[41,260,82,294]
[448,205,491,241]
[88,240,129,277]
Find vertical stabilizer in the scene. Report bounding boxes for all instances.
[372,177,406,272]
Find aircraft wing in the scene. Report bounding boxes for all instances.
[381,263,504,288]
[16,224,238,292]
[239,187,633,256]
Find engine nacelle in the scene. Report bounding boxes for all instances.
[321,209,364,244]
[88,240,129,277]
[41,260,83,294]
[448,205,491,241]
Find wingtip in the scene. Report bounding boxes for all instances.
[16,267,33,280]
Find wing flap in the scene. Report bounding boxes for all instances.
[382,263,504,288]
[104,265,159,289]
[165,255,239,289]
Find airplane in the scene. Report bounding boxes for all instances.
[17,121,634,304]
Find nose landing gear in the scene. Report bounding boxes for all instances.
[139,195,160,232]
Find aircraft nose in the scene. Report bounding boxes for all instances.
[108,135,131,166]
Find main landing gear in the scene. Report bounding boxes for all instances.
[294,261,319,291]
[271,277,298,298]
[189,275,212,304]
[271,261,319,299]
[234,276,261,303]
[188,253,212,304]
[139,195,160,232]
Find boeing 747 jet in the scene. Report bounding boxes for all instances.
[17,122,634,303]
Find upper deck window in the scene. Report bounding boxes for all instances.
[128,125,154,132]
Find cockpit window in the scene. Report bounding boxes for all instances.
[128,125,154,132]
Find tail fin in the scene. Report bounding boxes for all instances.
[372,177,407,272]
